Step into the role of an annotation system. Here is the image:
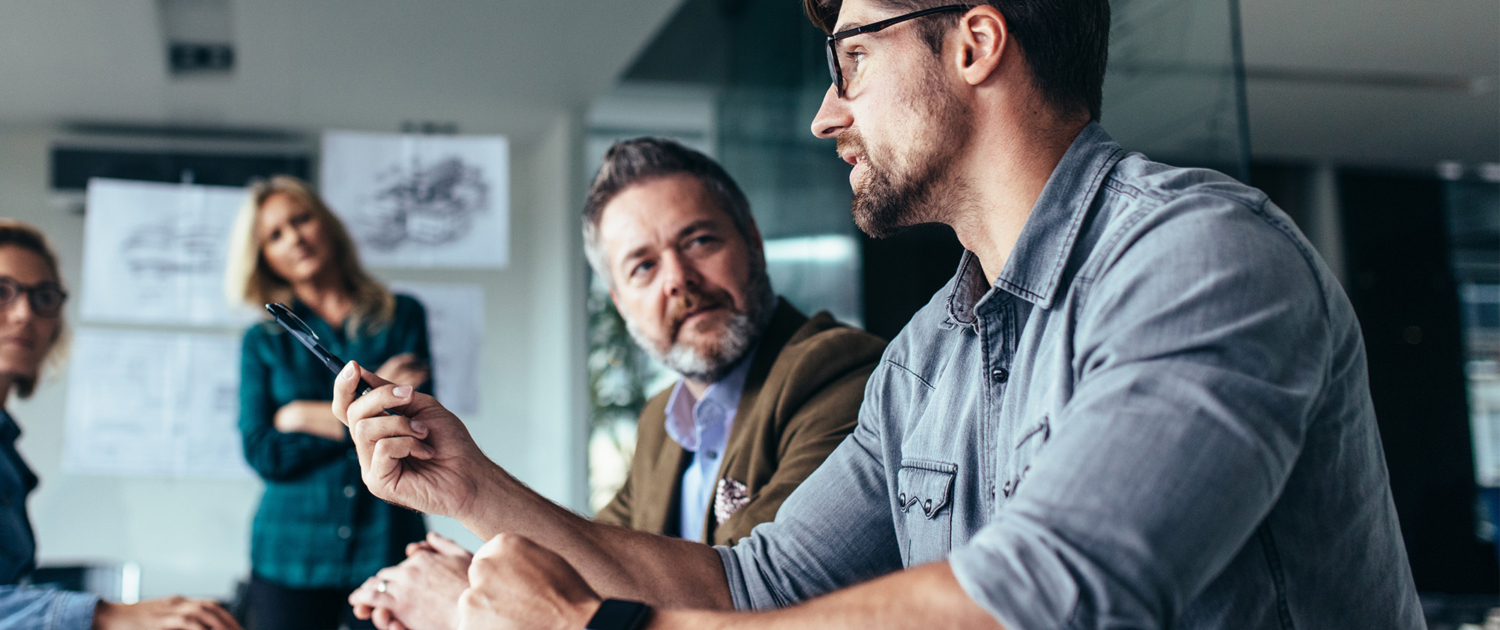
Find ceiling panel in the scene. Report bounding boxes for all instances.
[0,0,685,142]
[1239,0,1499,164]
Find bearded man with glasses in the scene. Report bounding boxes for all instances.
[331,1,1423,628]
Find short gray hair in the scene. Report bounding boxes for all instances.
[582,138,759,285]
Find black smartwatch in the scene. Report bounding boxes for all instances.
[585,599,651,630]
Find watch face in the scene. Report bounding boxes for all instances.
[587,599,650,630]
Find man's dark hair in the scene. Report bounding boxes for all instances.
[582,138,759,283]
[805,0,1110,121]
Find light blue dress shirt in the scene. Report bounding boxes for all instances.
[717,122,1422,628]
[664,347,757,542]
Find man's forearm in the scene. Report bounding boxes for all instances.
[459,462,734,610]
[649,563,1002,630]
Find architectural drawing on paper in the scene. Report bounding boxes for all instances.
[320,130,510,268]
[62,328,252,479]
[120,222,223,275]
[388,281,485,415]
[360,156,490,250]
[81,179,257,327]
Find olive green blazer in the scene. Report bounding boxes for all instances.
[594,299,886,545]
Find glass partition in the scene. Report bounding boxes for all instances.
[1104,0,1251,178]
[1443,167,1500,542]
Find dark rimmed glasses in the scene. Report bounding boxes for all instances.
[0,277,67,318]
[825,4,973,98]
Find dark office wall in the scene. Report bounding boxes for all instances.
[1338,168,1499,594]
[861,224,965,340]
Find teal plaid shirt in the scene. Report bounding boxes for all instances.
[239,295,431,589]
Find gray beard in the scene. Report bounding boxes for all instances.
[625,271,776,384]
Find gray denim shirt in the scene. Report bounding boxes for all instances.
[717,123,1423,629]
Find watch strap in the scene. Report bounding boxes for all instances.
[585,599,651,630]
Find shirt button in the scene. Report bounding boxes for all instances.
[705,450,718,459]
[337,526,352,539]
[344,485,357,498]
[924,499,933,512]
[992,368,1009,383]
[899,492,907,505]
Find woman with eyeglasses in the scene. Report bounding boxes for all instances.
[225,177,433,630]
[0,220,242,630]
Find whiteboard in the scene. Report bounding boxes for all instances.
[80,179,257,327]
[321,131,510,269]
[62,328,252,479]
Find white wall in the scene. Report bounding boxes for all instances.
[0,113,589,600]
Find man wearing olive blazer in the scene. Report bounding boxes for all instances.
[595,298,885,545]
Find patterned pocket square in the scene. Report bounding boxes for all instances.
[714,477,750,525]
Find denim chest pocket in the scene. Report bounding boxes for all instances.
[897,460,957,567]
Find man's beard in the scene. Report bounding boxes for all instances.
[625,267,776,384]
[840,69,972,239]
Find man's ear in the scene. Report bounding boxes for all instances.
[608,287,621,311]
[955,5,1008,87]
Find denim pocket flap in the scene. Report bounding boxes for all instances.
[898,460,956,520]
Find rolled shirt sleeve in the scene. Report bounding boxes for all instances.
[950,197,1331,628]
[717,400,904,610]
[0,585,99,630]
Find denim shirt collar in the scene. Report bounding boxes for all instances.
[663,343,759,453]
[946,121,1126,324]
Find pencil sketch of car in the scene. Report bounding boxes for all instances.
[358,155,490,251]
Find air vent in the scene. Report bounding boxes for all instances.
[158,0,235,76]
[47,124,314,211]
[169,43,234,73]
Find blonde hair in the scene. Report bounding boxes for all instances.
[225,176,395,337]
[0,220,69,399]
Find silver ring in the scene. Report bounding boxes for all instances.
[377,579,388,594]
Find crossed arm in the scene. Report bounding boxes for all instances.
[330,362,1001,630]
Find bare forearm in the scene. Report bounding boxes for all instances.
[460,463,732,610]
[650,563,1002,630]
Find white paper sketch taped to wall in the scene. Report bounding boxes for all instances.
[62,328,252,479]
[321,131,510,268]
[81,179,257,326]
[365,156,489,249]
[389,281,485,415]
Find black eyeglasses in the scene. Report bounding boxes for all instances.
[825,4,973,98]
[0,277,67,318]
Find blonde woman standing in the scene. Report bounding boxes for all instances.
[0,220,241,630]
[225,177,432,630]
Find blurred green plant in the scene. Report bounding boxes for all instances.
[586,279,657,510]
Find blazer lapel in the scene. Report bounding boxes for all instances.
[702,300,809,542]
[651,436,690,537]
